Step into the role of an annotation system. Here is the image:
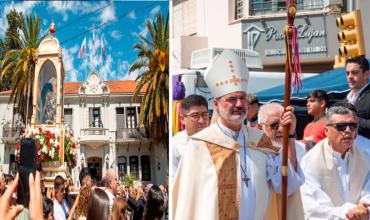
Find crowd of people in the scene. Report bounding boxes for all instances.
[0,51,369,220]
[0,166,168,220]
[172,52,370,219]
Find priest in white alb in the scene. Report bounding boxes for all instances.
[171,50,304,220]
[300,105,370,219]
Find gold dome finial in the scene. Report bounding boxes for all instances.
[50,19,55,38]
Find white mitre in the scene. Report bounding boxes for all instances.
[204,49,249,98]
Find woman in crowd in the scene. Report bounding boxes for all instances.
[75,186,91,220]
[143,185,164,220]
[87,188,110,220]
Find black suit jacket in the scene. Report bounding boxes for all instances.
[127,195,145,220]
[344,83,370,139]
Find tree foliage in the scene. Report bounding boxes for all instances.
[129,12,169,147]
[0,9,24,91]
[0,13,46,125]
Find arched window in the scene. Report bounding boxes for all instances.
[141,155,151,181]
[37,60,57,124]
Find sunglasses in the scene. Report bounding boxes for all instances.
[267,121,281,130]
[327,122,358,132]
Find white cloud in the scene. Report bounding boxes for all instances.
[120,60,147,80]
[47,1,111,26]
[99,5,116,24]
[47,1,105,15]
[47,1,79,14]
[63,46,79,82]
[122,67,143,80]
[0,2,39,37]
[118,61,130,73]
[69,44,79,54]
[99,55,115,80]
[150,5,161,16]
[109,30,122,40]
[43,19,48,26]
[127,10,136,20]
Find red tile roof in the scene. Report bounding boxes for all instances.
[0,80,147,95]
[105,80,147,93]
[64,82,81,94]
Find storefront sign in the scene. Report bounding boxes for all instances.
[242,15,337,62]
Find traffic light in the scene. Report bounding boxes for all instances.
[333,10,366,69]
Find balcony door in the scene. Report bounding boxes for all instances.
[126,107,137,129]
[89,108,101,127]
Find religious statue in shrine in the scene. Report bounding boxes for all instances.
[41,81,56,124]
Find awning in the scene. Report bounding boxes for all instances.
[256,67,350,105]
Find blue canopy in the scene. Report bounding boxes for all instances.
[256,67,350,103]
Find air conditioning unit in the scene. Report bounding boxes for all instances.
[190,47,263,70]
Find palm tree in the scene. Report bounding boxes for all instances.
[129,12,169,146]
[0,14,46,125]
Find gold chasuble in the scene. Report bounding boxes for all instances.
[206,143,240,219]
[172,124,303,220]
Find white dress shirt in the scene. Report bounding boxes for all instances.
[105,188,115,213]
[53,199,70,220]
[171,130,190,181]
[347,83,369,104]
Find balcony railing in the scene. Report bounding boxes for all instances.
[80,127,108,136]
[2,128,22,141]
[116,128,146,140]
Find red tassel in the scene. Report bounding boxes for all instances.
[287,25,302,94]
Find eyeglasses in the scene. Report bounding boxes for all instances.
[184,112,210,121]
[327,122,358,132]
[267,121,282,130]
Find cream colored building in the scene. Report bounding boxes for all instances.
[172,0,370,73]
[0,72,168,186]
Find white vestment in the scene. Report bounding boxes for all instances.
[172,122,304,220]
[171,130,190,181]
[301,138,370,219]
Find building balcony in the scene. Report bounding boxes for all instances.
[116,128,149,143]
[2,128,22,143]
[79,127,110,147]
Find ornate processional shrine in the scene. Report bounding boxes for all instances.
[28,21,68,185]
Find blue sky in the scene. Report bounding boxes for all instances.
[0,1,169,82]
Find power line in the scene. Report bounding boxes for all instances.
[41,2,115,37]
[57,2,116,32]
[59,1,157,45]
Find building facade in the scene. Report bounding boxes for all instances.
[172,0,370,73]
[0,72,168,186]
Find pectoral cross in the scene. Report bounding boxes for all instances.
[242,176,250,188]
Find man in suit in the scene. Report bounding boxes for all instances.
[344,56,370,139]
